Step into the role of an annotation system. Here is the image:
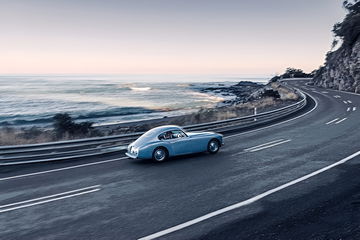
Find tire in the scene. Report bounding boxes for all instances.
[152,147,168,162]
[208,139,220,154]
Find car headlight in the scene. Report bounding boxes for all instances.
[134,147,139,155]
[131,147,139,155]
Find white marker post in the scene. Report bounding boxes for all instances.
[254,107,257,121]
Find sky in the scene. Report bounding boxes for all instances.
[0,0,346,75]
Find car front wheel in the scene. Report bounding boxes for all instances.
[208,139,220,154]
[152,147,168,162]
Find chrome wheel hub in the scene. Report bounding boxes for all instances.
[209,141,219,152]
[154,149,166,161]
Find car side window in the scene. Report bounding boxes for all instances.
[158,131,173,140]
[171,130,186,139]
[158,130,187,140]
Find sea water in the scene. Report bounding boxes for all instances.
[0,75,268,127]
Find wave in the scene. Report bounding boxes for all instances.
[76,107,155,119]
[0,107,157,126]
[129,87,152,91]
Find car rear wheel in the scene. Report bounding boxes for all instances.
[152,147,168,162]
[208,139,220,154]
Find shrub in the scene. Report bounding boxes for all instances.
[53,113,94,138]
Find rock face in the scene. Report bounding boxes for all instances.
[248,86,281,101]
[313,38,360,93]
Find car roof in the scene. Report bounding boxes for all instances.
[147,125,183,136]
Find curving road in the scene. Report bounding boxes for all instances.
[1,79,360,240]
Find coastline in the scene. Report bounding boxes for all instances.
[0,75,269,128]
[96,81,299,135]
[95,81,266,134]
[0,80,300,145]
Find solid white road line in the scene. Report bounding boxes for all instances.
[347,107,351,112]
[246,139,291,152]
[0,185,101,213]
[325,118,339,125]
[335,118,347,124]
[0,185,100,209]
[138,150,360,240]
[0,157,128,182]
[321,91,328,94]
[225,91,318,139]
[353,107,357,112]
[243,139,285,151]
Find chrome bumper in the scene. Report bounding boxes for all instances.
[125,152,137,159]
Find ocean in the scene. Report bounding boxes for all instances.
[0,75,269,127]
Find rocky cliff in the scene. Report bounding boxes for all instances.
[312,1,360,93]
[312,38,360,92]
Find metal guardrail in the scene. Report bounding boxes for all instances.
[0,86,307,165]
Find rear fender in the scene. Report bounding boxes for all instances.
[141,142,173,158]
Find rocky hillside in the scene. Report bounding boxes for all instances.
[313,38,360,92]
[312,1,360,92]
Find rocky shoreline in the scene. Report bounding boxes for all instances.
[0,80,300,145]
[201,81,264,106]
[201,81,284,106]
[96,81,297,135]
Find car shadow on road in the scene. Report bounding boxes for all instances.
[132,152,222,166]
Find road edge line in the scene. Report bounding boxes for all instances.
[138,150,360,240]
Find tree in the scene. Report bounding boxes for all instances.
[332,0,360,47]
[53,113,94,138]
[269,68,314,82]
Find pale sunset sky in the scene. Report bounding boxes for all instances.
[0,0,346,75]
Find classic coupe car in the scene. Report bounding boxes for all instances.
[126,125,223,162]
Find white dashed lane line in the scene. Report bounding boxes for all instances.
[246,139,291,152]
[232,139,291,156]
[335,118,347,124]
[326,118,339,125]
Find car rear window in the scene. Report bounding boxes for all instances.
[137,128,157,141]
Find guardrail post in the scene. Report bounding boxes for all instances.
[254,107,257,122]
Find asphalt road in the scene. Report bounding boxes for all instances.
[1,79,360,240]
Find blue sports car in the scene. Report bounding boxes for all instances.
[126,125,224,162]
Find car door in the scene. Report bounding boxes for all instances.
[169,130,193,155]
